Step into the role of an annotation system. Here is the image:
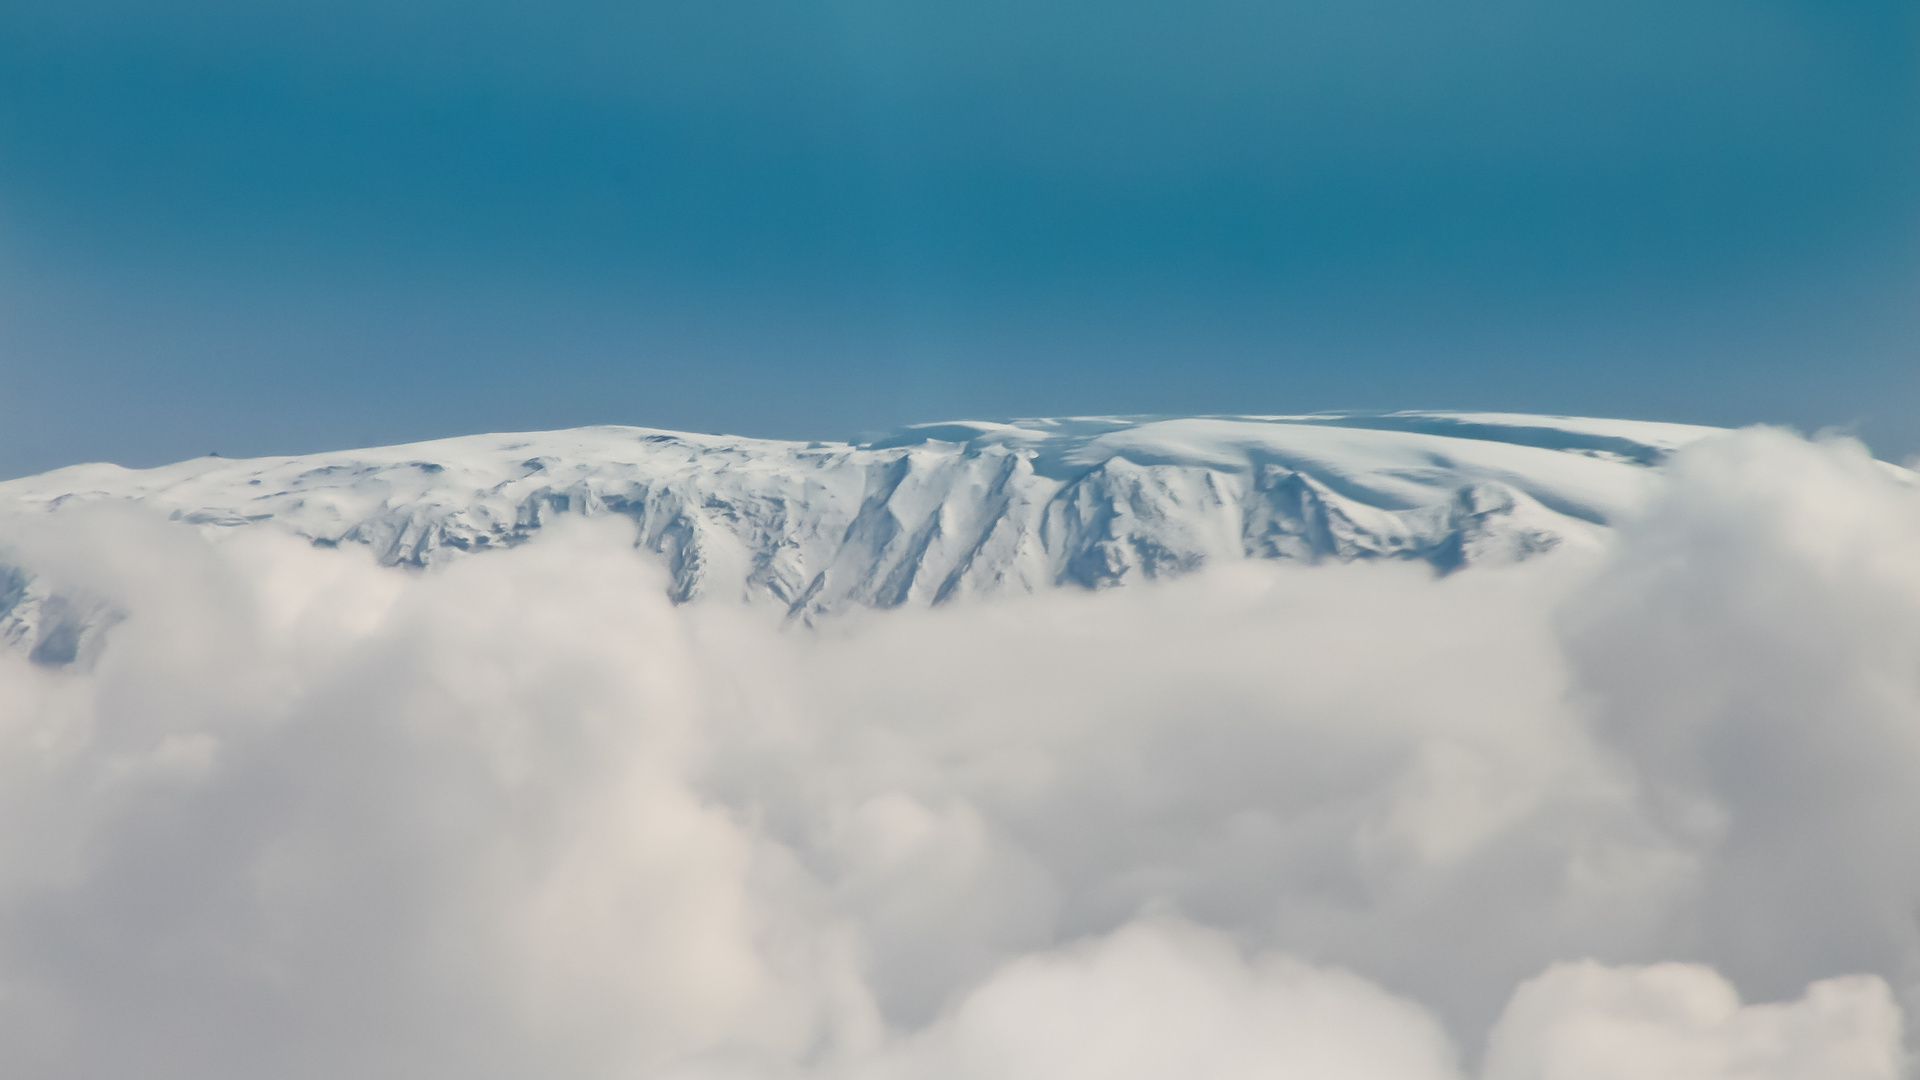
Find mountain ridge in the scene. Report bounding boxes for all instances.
[0,412,1726,663]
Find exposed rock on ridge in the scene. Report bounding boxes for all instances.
[0,412,1724,663]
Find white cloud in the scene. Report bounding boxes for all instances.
[863,917,1461,1080]
[1483,961,1905,1080]
[0,429,1914,1077]
[1567,429,1920,1004]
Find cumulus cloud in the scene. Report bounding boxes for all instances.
[862,917,1460,1080]
[1482,961,1905,1080]
[1568,430,1920,1006]
[0,428,1914,1078]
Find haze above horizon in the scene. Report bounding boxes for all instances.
[2,0,1916,478]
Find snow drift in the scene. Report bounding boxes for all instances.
[0,416,1914,1078]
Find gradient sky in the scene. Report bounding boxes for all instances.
[2,0,1917,477]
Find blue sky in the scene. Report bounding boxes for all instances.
[1,0,1916,476]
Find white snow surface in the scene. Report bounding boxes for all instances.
[0,413,1721,655]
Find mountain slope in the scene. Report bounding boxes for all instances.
[0,413,1724,661]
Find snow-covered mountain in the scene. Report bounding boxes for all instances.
[0,412,1723,663]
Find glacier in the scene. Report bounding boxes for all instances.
[0,412,1722,662]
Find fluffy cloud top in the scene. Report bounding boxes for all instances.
[0,428,1914,1078]
[1483,961,1904,1080]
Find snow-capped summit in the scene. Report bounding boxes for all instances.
[0,412,1723,661]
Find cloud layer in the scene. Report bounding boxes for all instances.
[0,428,1915,1078]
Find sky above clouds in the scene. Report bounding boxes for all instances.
[1,0,1917,476]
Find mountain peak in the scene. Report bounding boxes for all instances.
[0,413,1723,662]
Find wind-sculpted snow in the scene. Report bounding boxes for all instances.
[0,424,1915,1079]
[0,413,1718,662]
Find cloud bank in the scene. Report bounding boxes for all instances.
[0,427,1915,1078]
